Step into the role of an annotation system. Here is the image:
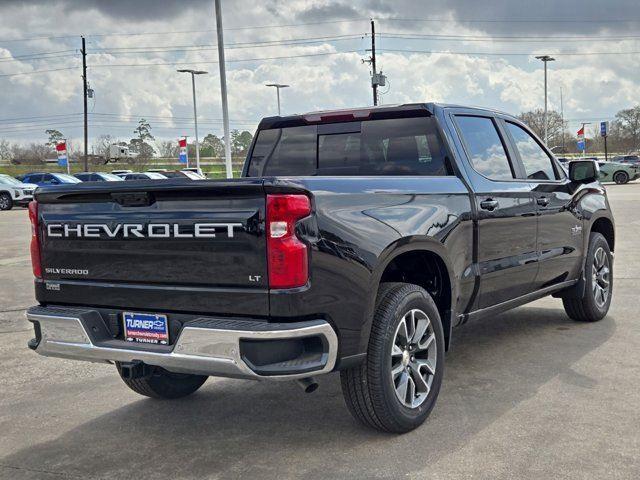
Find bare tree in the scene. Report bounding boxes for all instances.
[518,109,566,147]
[92,134,115,157]
[0,139,11,161]
[614,106,640,152]
[158,140,179,159]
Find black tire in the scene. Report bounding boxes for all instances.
[0,192,13,211]
[563,232,613,322]
[116,363,207,399]
[613,171,629,184]
[340,282,445,433]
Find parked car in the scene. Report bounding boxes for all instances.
[611,155,640,166]
[111,169,133,177]
[25,103,614,433]
[0,173,37,210]
[21,172,81,187]
[597,161,640,184]
[75,172,125,182]
[158,170,204,180]
[122,172,168,181]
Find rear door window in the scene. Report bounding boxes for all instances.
[247,117,451,176]
[27,174,43,183]
[454,116,514,180]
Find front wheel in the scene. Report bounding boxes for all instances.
[116,363,207,399]
[0,192,13,211]
[340,282,445,433]
[563,232,612,322]
[613,171,629,184]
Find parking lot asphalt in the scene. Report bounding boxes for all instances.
[1,185,639,480]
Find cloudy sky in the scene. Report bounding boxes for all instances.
[0,0,639,148]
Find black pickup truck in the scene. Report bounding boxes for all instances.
[26,103,614,433]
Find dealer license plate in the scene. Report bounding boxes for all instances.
[123,312,169,345]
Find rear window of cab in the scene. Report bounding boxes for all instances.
[247,117,452,177]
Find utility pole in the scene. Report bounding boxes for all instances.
[265,84,289,115]
[214,0,233,179]
[177,69,208,173]
[371,19,377,106]
[81,36,88,172]
[535,55,555,145]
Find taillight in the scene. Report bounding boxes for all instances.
[266,194,311,289]
[28,201,42,278]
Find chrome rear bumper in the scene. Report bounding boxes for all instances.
[27,306,337,380]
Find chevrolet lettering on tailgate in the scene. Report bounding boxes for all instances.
[46,222,243,239]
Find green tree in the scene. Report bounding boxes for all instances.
[202,133,225,157]
[129,118,155,161]
[231,130,253,155]
[45,129,64,148]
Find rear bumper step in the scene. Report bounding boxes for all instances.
[26,306,337,380]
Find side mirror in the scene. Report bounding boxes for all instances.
[569,160,599,183]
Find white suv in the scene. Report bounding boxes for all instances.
[0,174,37,210]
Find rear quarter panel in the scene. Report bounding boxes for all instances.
[265,176,474,361]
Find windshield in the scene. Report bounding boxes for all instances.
[182,171,203,179]
[247,116,451,177]
[54,173,81,183]
[146,172,167,179]
[0,174,21,185]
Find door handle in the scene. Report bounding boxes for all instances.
[480,198,499,211]
[536,196,550,207]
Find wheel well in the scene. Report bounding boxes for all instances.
[591,217,615,252]
[379,250,452,349]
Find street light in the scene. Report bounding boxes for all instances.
[177,69,208,173]
[535,55,555,145]
[265,83,289,115]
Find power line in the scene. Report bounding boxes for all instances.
[378,17,640,24]
[0,18,367,43]
[377,48,640,57]
[0,67,78,78]
[88,50,361,68]
[89,34,367,55]
[379,32,640,43]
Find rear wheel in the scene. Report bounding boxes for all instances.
[0,192,13,211]
[613,171,629,184]
[340,282,445,433]
[116,363,207,399]
[563,232,612,322]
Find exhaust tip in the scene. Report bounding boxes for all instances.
[297,377,319,393]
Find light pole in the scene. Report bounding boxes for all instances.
[177,69,208,173]
[265,84,289,115]
[214,0,233,179]
[535,55,555,145]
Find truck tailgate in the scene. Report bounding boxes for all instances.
[35,179,269,316]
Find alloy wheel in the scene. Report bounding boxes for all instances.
[391,308,437,408]
[592,246,610,308]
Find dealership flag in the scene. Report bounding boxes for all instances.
[56,141,68,167]
[577,126,585,139]
[178,138,188,165]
